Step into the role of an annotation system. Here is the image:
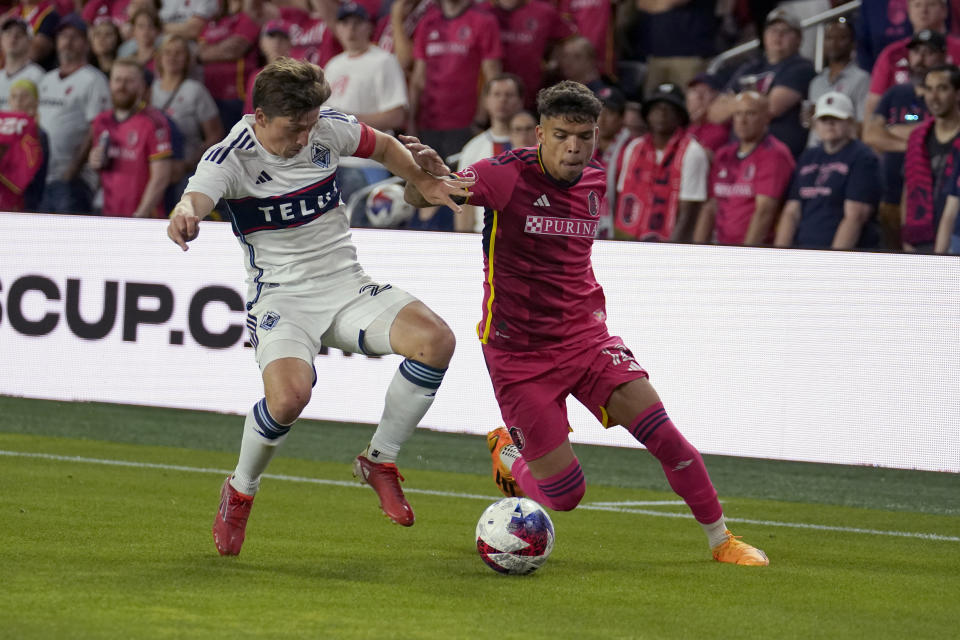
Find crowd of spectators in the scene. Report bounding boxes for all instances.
[0,0,959,254]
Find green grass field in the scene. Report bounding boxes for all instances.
[1,396,958,639]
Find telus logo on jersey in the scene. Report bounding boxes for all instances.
[524,215,598,238]
[228,174,341,233]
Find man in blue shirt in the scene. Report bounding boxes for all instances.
[709,9,816,158]
[775,91,882,249]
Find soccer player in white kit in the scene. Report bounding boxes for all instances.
[166,58,473,556]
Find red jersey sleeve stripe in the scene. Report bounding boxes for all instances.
[354,123,377,159]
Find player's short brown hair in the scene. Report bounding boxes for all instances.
[536,80,602,124]
[253,57,331,119]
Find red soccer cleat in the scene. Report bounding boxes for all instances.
[212,476,254,556]
[352,455,415,526]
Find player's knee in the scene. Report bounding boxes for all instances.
[417,317,455,367]
[265,383,311,425]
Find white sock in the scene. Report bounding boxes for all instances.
[499,443,521,471]
[367,359,445,464]
[701,516,730,548]
[230,398,292,495]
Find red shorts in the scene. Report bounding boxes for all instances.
[482,334,649,460]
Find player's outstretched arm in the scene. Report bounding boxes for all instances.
[168,191,216,252]
[370,130,473,213]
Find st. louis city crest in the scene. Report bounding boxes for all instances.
[311,142,330,168]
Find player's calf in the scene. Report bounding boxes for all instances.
[513,457,586,512]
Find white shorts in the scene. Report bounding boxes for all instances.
[245,269,416,372]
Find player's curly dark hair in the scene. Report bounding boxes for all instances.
[536,81,602,124]
[252,57,331,119]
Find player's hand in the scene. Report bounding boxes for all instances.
[399,134,450,176]
[167,209,200,251]
[416,174,474,214]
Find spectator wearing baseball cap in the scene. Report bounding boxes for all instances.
[710,8,815,159]
[5,3,60,70]
[0,16,45,111]
[323,0,409,209]
[686,72,730,155]
[776,90,882,250]
[807,18,870,148]
[614,82,709,243]
[863,0,960,137]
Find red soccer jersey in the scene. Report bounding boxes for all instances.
[413,4,502,131]
[199,12,260,102]
[456,147,609,351]
[82,0,131,27]
[0,111,42,211]
[709,134,795,245]
[487,1,576,109]
[555,0,612,75]
[92,105,172,217]
[281,6,342,67]
[870,34,960,95]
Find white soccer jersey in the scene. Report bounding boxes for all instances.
[37,64,110,183]
[185,109,378,302]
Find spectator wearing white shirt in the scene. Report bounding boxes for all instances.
[0,18,44,111]
[324,1,408,204]
[37,13,110,214]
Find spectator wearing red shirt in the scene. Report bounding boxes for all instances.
[555,0,611,76]
[280,0,342,67]
[685,72,730,156]
[864,0,960,124]
[695,91,795,246]
[487,0,576,110]
[82,0,130,31]
[0,103,43,211]
[375,0,434,72]
[409,0,502,161]
[89,58,172,217]
[197,0,260,131]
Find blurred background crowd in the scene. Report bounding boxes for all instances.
[1,0,959,253]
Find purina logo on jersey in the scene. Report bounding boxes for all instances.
[524,215,598,238]
[311,142,330,168]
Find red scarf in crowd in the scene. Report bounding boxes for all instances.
[903,119,960,245]
[614,128,692,241]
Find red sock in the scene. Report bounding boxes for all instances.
[512,457,585,511]
[629,402,722,524]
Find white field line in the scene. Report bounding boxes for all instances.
[3,449,958,543]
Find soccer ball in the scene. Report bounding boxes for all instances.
[476,497,555,575]
[365,182,415,228]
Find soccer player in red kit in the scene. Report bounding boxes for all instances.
[405,80,769,566]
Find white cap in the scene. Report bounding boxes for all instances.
[814,91,854,120]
